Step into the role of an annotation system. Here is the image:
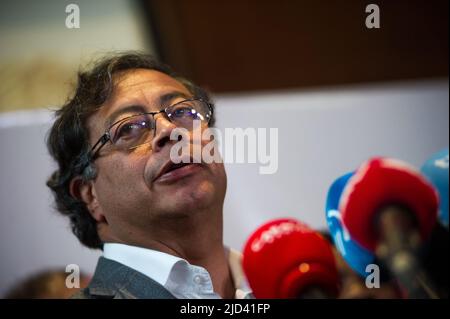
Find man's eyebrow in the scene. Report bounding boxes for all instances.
[158,91,191,107]
[105,91,191,129]
[105,105,147,129]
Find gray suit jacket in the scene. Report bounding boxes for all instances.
[72,257,176,299]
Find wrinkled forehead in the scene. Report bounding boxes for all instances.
[105,68,191,114]
[87,68,192,136]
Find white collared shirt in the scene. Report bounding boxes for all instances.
[103,243,253,299]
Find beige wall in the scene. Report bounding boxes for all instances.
[0,0,154,113]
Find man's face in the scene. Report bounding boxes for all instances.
[84,69,227,241]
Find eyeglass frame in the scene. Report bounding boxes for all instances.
[88,98,214,162]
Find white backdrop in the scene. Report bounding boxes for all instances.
[0,79,448,296]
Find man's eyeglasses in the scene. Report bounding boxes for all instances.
[89,98,213,160]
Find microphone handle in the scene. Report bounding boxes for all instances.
[375,204,439,298]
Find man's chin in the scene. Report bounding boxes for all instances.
[161,181,217,212]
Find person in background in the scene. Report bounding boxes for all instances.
[4,269,90,299]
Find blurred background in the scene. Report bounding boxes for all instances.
[0,0,448,297]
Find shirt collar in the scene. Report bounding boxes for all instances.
[103,243,183,287]
[103,242,253,298]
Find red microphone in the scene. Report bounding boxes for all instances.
[242,218,339,299]
[340,157,439,298]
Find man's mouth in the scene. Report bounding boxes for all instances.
[154,160,202,184]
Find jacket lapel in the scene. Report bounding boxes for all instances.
[85,257,176,299]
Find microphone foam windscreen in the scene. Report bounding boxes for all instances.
[242,218,339,298]
[341,158,439,251]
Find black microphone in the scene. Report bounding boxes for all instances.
[340,157,440,298]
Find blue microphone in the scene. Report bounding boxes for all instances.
[421,148,449,228]
[325,172,375,277]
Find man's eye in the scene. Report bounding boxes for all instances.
[172,106,194,117]
[114,120,150,142]
[171,104,203,120]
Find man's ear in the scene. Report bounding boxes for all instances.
[69,176,105,223]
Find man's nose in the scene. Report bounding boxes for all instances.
[151,115,178,153]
